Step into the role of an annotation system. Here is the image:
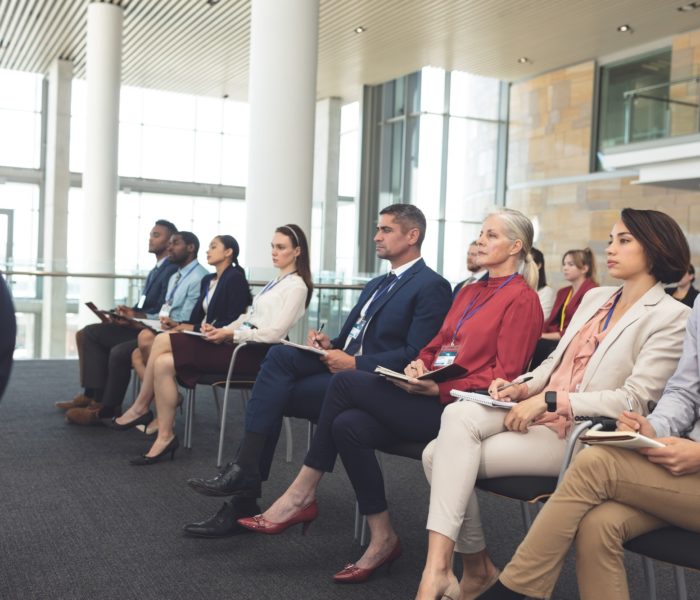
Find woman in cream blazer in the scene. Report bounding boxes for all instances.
[415,208,691,600]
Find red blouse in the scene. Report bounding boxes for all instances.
[542,278,598,334]
[418,274,543,404]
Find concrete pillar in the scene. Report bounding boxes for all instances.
[312,97,341,274]
[41,59,72,357]
[244,0,319,273]
[79,2,123,323]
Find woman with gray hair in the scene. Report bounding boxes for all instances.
[238,208,544,584]
[416,208,692,600]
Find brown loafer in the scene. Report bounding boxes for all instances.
[55,393,92,410]
[65,401,104,426]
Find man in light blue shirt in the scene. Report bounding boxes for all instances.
[158,231,209,322]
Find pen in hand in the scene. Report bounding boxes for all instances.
[625,394,634,413]
[312,322,326,348]
[496,375,533,393]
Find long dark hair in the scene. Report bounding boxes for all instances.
[621,208,689,284]
[530,247,547,290]
[276,224,313,307]
[215,235,245,278]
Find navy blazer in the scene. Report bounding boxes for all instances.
[330,259,452,372]
[187,265,252,331]
[138,258,179,315]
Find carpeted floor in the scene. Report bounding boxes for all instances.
[0,360,697,599]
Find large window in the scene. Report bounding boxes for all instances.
[370,67,504,283]
[0,69,43,169]
[598,49,672,152]
[70,80,249,185]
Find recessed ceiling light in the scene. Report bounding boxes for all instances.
[517,57,531,64]
[678,2,700,11]
[353,26,366,34]
[617,24,633,33]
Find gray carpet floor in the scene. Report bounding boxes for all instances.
[0,360,697,600]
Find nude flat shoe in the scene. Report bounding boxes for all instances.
[441,580,461,600]
[463,569,501,600]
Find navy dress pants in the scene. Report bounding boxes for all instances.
[304,370,445,515]
[243,344,333,480]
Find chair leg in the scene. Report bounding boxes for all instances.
[217,384,238,468]
[283,416,293,463]
[674,565,687,600]
[641,556,657,600]
[131,371,140,403]
[211,386,222,421]
[519,501,533,531]
[360,514,369,547]
[353,500,361,541]
[184,389,195,449]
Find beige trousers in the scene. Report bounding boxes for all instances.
[422,401,567,554]
[500,446,700,600]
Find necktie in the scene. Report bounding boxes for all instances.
[345,273,397,356]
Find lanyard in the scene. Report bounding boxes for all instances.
[166,261,198,304]
[451,273,517,344]
[601,292,621,332]
[360,272,398,319]
[259,271,296,296]
[559,288,573,332]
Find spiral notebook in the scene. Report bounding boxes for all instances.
[579,430,666,449]
[449,389,514,409]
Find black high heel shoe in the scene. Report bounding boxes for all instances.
[130,436,179,466]
[109,410,154,431]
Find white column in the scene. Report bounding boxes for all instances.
[79,2,123,324]
[312,97,341,274]
[41,59,72,358]
[244,0,319,273]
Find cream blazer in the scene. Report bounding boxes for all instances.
[525,283,690,419]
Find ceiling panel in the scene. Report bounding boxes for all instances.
[1,0,700,101]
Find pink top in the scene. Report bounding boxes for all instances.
[534,292,618,438]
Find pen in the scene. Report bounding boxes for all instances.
[625,394,634,412]
[497,375,533,392]
[317,323,325,335]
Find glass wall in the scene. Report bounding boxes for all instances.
[372,67,504,283]
[0,69,43,169]
[598,49,672,152]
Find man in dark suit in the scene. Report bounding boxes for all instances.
[0,274,16,402]
[56,219,178,422]
[184,203,452,537]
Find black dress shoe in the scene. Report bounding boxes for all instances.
[186,462,261,498]
[109,410,154,431]
[183,501,261,538]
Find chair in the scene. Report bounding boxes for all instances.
[623,527,700,600]
[355,418,612,546]
[182,342,293,467]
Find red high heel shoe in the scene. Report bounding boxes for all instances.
[237,500,318,535]
[332,538,403,584]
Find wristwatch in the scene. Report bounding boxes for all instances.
[545,391,557,413]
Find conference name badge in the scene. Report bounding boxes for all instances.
[348,318,366,340]
[434,345,460,367]
[159,303,172,318]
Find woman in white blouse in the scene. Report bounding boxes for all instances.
[531,247,555,318]
[113,224,313,465]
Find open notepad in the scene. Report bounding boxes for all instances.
[374,363,467,384]
[449,389,514,409]
[280,339,328,356]
[579,430,666,449]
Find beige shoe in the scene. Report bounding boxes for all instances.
[55,393,92,410]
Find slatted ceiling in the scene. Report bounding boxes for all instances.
[3,1,700,101]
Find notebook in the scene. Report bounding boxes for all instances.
[449,389,514,409]
[280,339,328,356]
[579,430,666,449]
[374,363,467,384]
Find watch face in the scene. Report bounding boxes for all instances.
[545,391,557,411]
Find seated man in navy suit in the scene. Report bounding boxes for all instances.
[184,203,452,537]
[56,219,179,421]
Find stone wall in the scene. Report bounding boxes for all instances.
[506,29,700,288]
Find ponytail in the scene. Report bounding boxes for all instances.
[521,253,540,291]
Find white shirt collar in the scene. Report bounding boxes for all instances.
[390,256,422,278]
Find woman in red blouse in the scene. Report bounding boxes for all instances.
[237,208,544,583]
[542,248,598,339]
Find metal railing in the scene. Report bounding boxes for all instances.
[3,269,369,359]
[623,76,700,144]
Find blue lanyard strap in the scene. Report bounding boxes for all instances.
[601,291,621,332]
[451,273,517,345]
[259,271,297,296]
[167,262,198,304]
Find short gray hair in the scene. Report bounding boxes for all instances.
[380,203,427,246]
